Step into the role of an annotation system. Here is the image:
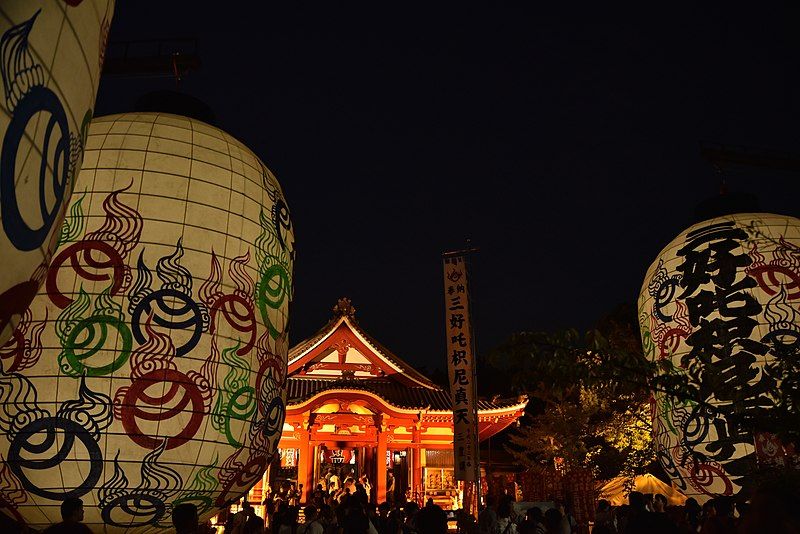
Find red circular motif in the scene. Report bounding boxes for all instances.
[748,265,800,299]
[47,241,127,308]
[689,462,733,497]
[119,369,204,450]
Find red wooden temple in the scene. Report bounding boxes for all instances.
[273,298,527,507]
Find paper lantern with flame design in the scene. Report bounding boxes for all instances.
[638,213,800,501]
[0,0,114,345]
[0,112,294,531]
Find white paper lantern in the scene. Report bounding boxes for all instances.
[0,1,115,345]
[0,112,294,531]
[638,213,800,500]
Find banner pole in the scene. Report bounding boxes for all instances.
[464,250,481,514]
[442,245,480,517]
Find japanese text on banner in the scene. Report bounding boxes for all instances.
[443,255,478,481]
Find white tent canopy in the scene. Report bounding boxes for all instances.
[598,474,687,506]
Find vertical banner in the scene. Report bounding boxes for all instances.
[443,254,478,482]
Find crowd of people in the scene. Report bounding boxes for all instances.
[591,486,800,534]
[214,475,451,534]
[475,486,800,534]
[474,495,576,534]
[25,472,800,533]
[262,472,446,534]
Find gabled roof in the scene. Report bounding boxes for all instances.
[288,298,438,388]
[286,298,528,419]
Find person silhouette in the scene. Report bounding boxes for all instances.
[172,502,199,534]
[42,498,92,534]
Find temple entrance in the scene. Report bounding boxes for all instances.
[314,446,360,491]
[312,444,383,503]
[301,443,420,505]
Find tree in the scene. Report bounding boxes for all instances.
[490,304,661,480]
[490,299,800,490]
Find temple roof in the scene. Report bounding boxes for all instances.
[286,298,526,414]
[288,297,438,388]
[286,377,524,412]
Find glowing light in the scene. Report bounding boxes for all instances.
[0,112,294,531]
[0,1,114,345]
[638,213,800,501]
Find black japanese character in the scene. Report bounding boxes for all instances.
[677,223,751,299]
[452,368,469,385]
[451,350,467,366]
[450,313,465,329]
[454,408,470,424]
[455,386,469,405]
[449,296,464,311]
[451,333,467,347]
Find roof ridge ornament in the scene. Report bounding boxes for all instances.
[333,297,356,317]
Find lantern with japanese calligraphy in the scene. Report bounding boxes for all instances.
[323,448,354,465]
[0,112,294,531]
[638,213,800,500]
[0,0,115,345]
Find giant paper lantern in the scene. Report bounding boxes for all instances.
[638,213,800,501]
[0,0,115,344]
[0,112,294,531]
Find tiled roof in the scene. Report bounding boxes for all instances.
[286,377,523,412]
[346,318,438,388]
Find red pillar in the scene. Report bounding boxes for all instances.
[412,426,422,500]
[296,427,313,503]
[376,427,388,503]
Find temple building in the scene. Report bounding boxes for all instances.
[274,298,527,507]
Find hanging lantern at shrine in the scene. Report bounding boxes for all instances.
[638,213,800,501]
[0,112,294,531]
[0,0,115,344]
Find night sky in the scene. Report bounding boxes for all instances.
[96,4,800,371]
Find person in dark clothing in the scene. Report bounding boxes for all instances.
[700,499,715,526]
[652,494,672,528]
[387,508,405,534]
[172,503,199,534]
[243,501,266,534]
[543,508,562,534]
[681,497,701,533]
[736,483,800,534]
[341,500,371,534]
[478,503,499,534]
[353,483,369,507]
[320,503,338,534]
[735,501,750,525]
[518,506,545,534]
[415,499,448,534]
[403,502,420,534]
[699,496,736,534]
[301,505,324,534]
[625,491,678,534]
[374,502,391,534]
[626,491,648,529]
[42,498,92,534]
[593,500,615,534]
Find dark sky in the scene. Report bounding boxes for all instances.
[96,4,800,370]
